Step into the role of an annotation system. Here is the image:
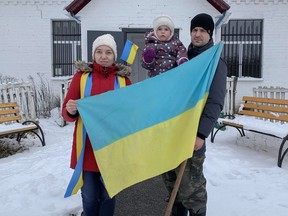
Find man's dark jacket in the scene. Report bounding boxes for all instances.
[187,39,228,155]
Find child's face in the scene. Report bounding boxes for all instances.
[156,25,171,41]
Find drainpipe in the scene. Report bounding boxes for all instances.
[214,10,231,43]
[65,11,81,24]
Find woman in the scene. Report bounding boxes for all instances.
[62,34,132,216]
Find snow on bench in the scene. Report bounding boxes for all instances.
[211,96,288,167]
[0,102,45,146]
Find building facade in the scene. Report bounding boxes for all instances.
[0,0,287,107]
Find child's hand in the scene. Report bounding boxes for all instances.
[143,48,156,63]
[178,58,188,65]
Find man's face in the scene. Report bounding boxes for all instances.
[190,27,210,47]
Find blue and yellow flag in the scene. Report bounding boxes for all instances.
[120,40,139,64]
[77,42,224,197]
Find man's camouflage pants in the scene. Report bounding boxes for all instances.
[161,152,207,214]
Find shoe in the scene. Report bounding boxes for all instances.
[171,202,188,216]
[189,209,206,216]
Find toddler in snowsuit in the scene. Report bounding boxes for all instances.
[141,15,188,77]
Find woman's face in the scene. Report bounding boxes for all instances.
[94,45,114,67]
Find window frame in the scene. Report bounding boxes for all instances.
[52,20,81,77]
[221,19,263,78]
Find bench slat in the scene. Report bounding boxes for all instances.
[239,110,288,122]
[0,102,17,108]
[243,103,288,113]
[0,108,20,115]
[0,125,38,136]
[0,115,21,123]
[222,121,243,128]
[243,96,288,105]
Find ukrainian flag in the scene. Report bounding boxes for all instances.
[120,40,139,64]
[77,42,224,197]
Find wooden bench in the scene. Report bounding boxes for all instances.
[0,102,45,146]
[211,96,288,167]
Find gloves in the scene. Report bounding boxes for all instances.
[178,58,188,65]
[143,48,156,63]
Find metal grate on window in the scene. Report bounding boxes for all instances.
[52,21,81,77]
[221,19,263,78]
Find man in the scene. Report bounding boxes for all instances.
[162,13,228,216]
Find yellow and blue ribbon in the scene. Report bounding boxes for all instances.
[64,74,126,198]
[64,72,92,198]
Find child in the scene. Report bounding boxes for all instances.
[141,15,188,77]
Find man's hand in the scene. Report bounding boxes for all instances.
[194,136,205,151]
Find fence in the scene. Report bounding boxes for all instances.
[0,82,37,121]
[52,76,73,127]
[253,86,288,99]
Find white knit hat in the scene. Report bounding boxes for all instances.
[92,34,117,61]
[153,15,175,40]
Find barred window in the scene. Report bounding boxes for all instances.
[221,19,263,78]
[52,21,81,77]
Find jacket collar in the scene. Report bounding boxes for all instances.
[187,39,214,60]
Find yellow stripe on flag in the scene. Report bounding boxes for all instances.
[94,95,207,197]
[127,43,139,64]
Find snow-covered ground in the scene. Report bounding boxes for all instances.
[0,109,288,216]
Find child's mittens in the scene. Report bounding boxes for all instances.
[178,58,188,65]
[143,48,156,63]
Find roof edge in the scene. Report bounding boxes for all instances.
[65,0,91,15]
[207,0,230,14]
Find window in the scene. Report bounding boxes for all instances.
[52,20,81,77]
[221,19,263,78]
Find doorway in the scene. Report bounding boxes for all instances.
[126,32,149,83]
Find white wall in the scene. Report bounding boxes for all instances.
[0,0,72,82]
[0,0,288,108]
[225,0,288,107]
[77,0,288,108]
[79,0,217,61]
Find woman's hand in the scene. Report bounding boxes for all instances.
[66,99,78,115]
